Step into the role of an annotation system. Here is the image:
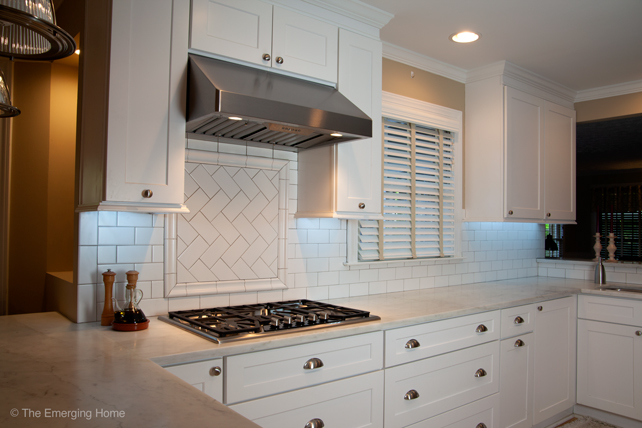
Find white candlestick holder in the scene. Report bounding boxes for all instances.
[606,233,617,262]
[593,233,602,260]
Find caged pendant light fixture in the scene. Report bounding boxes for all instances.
[0,0,76,117]
[0,0,76,60]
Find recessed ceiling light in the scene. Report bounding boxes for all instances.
[450,31,480,43]
[228,116,243,121]
[330,133,343,137]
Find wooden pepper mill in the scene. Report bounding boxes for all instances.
[101,269,116,326]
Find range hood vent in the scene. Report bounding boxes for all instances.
[186,54,372,149]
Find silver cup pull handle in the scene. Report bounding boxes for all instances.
[514,316,524,324]
[303,357,324,370]
[514,339,525,347]
[474,368,487,378]
[477,424,487,428]
[305,418,324,428]
[405,338,420,349]
[404,389,420,400]
[476,324,488,333]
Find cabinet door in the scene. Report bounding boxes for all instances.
[272,7,338,83]
[544,102,576,222]
[504,87,545,221]
[190,0,273,68]
[106,0,186,205]
[532,297,577,425]
[230,371,383,428]
[164,358,223,402]
[577,319,642,421]
[500,333,534,428]
[385,341,499,428]
[407,394,500,428]
[335,29,382,217]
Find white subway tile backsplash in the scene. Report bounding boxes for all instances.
[97,246,116,265]
[99,227,135,246]
[117,246,153,264]
[117,212,153,227]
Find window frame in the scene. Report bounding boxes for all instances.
[347,91,463,265]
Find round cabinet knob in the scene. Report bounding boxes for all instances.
[142,189,153,198]
[636,331,642,336]
[514,339,525,347]
[514,316,525,324]
[405,339,420,349]
[358,203,366,209]
[305,418,324,428]
[209,366,222,377]
[404,389,420,400]
[508,210,514,215]
[474,368,488,378]
[547,212,552,217]
[477,424,488,428]
[303,357,324,370]
[537,306,543,311]
[476,324,488,333]
[275,56,284,64]
[262,53,271,62]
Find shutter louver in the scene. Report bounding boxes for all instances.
[357,118,456,262]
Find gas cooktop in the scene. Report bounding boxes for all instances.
[158,299,380,344]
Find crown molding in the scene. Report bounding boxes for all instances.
[301,0,393,29]
[467,61,576,108]
[575,79,642,103]
[383,42,467,83]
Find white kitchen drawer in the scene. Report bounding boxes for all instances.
[225,331,383,404]
[579,294,642,326]
[500,304,536,339]
[385,311,500,367]
[229,371,384,428]
[384,341,500,428]
[406,394,500,428]
[163,358,223,402]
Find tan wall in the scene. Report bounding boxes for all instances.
[8,61,78,315]
[575,92,642,122]
[382,58,465,111]
[9,62,52,314]
[47,64,78,272]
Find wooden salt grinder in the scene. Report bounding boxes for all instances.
[101,269,117,326]
[125,270,139,310]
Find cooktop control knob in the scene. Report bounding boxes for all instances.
[319,312,330,322]
[270,318,281,328]
[308,313,318,323]
[283,315,294,327]
[294,314,305,324]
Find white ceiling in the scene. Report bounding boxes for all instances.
[358,0,642,93]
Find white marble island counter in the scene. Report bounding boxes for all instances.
[1,277,636,427]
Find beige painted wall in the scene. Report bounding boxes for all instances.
[47,64,78,272]
[575,92,642,122]
[382,58,465,112]
[8,62,77,314]
[9,62,52,314]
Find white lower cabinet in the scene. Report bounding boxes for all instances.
[577,296,642,422]
[163,358,223,402]
[226,331,383,404]
[499,333,534,428]
[407,394,501,428]
[532,296,577,425]
[230,371,384,428]
[384,341,500,428]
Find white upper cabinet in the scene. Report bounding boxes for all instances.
[465,75,576,223]
[190,0,338,83]
[77,0,188,213]
[297,29,382,219]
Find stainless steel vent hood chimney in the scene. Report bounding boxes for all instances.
[186,54,372,149]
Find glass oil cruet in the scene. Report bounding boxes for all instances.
[112,270,149,330]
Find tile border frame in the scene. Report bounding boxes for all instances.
[164,149,289,298]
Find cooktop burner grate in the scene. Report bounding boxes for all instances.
[160,299,379,343]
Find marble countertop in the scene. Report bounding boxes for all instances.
[1,276,638,427]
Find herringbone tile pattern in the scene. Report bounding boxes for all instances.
[178,163,280,283]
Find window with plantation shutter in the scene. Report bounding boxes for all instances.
[350,92,462,264]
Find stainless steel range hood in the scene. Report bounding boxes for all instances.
[186,54,372,149]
